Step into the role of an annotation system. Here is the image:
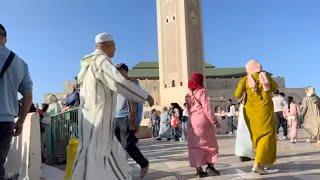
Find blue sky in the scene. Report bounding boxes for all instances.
[1,0,319,103]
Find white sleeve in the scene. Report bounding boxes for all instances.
[231,105,236,115]
[95,56,148,103]
[281,97,288,107]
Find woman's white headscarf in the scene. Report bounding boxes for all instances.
[245,59,270,92]
[305,86,316,97]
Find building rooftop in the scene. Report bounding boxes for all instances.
[128,61,247,79]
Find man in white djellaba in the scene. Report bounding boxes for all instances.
[72,33,154,180]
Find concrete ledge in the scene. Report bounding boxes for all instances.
[5,113,41,180]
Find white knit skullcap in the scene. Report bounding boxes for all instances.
[95,33,113,43]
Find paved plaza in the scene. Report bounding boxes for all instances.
[130,129,320,180]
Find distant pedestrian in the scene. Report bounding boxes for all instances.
[227,99,237,135]
[283,96,300,143]
[0,24,33,179]
[150,109,160,138]
[156,107,172,141]
[46,94,61,117]
[169,103,182,141]
[181,103,189,142]
[64,84,80,108]
[186,73,220,178]
[39,103,49,162]
[273,90,288,140]
[300,86,320,143]
[214,106,228,134]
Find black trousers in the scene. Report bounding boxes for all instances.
[126,131,149,168]
[0,122,14,180]
[227,116,237,133]
[114,118,148,168]
[275,112,288,137]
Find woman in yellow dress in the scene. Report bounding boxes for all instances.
[235,60,278,175]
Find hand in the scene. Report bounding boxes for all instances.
[147,95,154,107]
[13,120,24,136]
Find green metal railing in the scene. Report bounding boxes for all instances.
[47,108,79,163]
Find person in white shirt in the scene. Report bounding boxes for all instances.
[227,99,237,135]
[181,103,189,142]
[272,90,288,140]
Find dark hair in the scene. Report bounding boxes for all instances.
[116,63,129,72]
[274,90,279,95]
[279,92,285,97]
[0,24,6,37]
[228,99,232,102]
[29,103,37,113]
[170,102,183,120]
[287,96,293,112]
[42,103,49,113]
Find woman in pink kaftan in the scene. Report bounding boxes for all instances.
[283,96,300,143]
[185,73,220,178]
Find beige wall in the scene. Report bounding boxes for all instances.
[283,88,306,103]
[43,93,67,104]
[137,76,301,109]
[43,80,76,103]
[206,77,286,90]
[139,79,161,106]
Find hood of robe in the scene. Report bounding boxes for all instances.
[77,49,110,85]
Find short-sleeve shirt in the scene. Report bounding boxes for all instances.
[0,46,33,122]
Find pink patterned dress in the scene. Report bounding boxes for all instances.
[185,88,219,168]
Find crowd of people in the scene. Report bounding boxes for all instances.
[148,103,186,142]
[1,23,320,180]
[146,60,320,178]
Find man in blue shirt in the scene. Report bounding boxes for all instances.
[114,63,149,179]
[0,24,33,179]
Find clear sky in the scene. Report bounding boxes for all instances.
[1,0,319,103]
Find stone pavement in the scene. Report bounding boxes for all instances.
[130,129,320,180]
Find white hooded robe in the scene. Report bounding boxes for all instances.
[72,50,148,180]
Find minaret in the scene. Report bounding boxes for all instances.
[156,0,205,106]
